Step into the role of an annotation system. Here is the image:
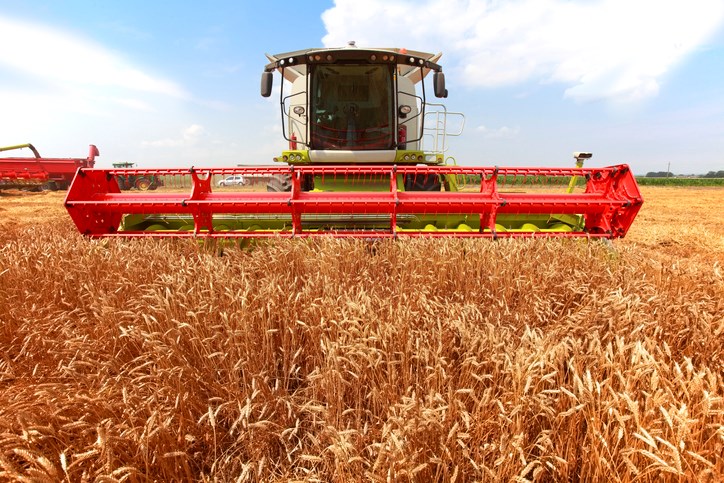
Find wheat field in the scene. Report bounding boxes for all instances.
[0,187,722,482]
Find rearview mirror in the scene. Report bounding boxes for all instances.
[433,71,447,98]
[261,72,273,98]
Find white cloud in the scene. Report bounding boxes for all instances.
[183,124,206,143]
[0,15,187,98]
[322,0,724,103]
[476,125,519,139]
[111,98,154,112]
[0,15,205,165]
[143,124,207,148]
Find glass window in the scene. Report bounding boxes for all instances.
[310,64,394,150]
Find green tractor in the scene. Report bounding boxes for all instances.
[112,162,163,191]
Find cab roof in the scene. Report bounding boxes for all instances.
[265,45,443,85]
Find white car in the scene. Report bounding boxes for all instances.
[217,175,248,187]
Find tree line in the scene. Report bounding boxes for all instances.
[645,170,724,178]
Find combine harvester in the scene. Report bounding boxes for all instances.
[65,45,642,239]
[1,144,98,191]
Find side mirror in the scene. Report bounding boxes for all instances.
[261,72,273,97]
[433,71,446,98]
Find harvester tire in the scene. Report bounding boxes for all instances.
[266,174,292,192]
[266,174,315,191]
[135,177,152,191]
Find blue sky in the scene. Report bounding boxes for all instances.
[1,0,723,175]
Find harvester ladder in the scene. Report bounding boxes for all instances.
[422,103,465,158]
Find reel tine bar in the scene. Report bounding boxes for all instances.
[65,164,643,239]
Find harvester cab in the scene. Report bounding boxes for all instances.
[64,45,643,239]
[262,43,445,158]
[261,43,453,193]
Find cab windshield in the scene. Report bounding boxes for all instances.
[310,64,394,150]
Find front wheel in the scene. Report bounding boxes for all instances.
[135,177,151,190]
[266,174,314,192]
[266,174,291,192]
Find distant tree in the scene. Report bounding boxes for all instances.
[702,170,724,178]
[645,171,674,178]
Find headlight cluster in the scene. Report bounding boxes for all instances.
[401,153,424,162]
[282,154,305,162]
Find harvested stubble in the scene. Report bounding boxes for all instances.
[0,192,723,481]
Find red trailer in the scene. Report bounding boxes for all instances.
[0,144,98,190]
